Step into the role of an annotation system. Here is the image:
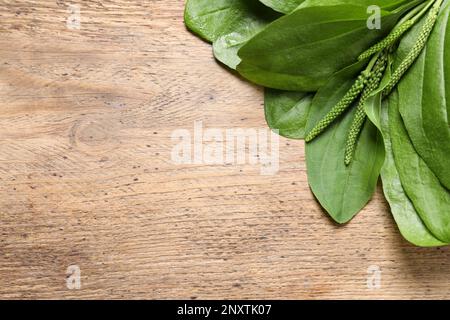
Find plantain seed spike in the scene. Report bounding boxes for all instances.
[344,107,367,165]
[345,54,388,165]
[358,20,415,61]
[305,74,368,142]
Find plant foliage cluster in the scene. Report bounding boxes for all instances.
[185,0,450,246]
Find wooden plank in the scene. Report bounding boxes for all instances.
[0,0,449,299]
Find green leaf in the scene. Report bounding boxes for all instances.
[237,4,403,91]
[213,33,252,69]
[365,92,446,247]
[397,1,450,190]
[305,63,385,223]
[184,0,277,43]
[389,88,450,243]
[213,7,279,69]
[264,89,313,139]
[259,0,305,13]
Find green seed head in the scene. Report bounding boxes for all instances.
[344,53,388,165]
[358,20,415,61]
[305,74,369,142]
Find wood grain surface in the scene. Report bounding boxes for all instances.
[0,0,449,300]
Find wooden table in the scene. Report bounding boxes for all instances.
[0,0,449,300]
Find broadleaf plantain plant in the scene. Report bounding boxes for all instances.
[184,0,450,247]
